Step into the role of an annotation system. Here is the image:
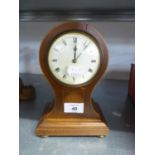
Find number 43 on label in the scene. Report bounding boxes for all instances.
[64,103,84,113]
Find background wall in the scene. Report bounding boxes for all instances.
[19,21,135,80]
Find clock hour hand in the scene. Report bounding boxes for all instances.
[73,45,77,63]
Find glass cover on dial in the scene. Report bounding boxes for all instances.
[48,32,101,85]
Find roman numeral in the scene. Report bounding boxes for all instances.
[73,37,77,43]
[88,68,93,73]
[63,74,66,78]
[62,39,67,45]
[52,59,57,62]
[55,67,60,72]
[91,60,96,63]
[53,48,59,52]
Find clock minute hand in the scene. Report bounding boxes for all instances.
[74,41,90,62]
[75,53,82,61]
[75,43,88,62]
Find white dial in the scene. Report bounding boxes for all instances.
[48,32,101,85]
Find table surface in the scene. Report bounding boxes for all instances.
[19,74,135,155]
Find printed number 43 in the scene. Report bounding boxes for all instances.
[72,106,77,111]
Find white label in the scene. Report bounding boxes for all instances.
[64,103,84,113]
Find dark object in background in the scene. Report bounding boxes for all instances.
[19,77,35,101]
[129,64,135,103]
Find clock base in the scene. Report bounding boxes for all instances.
[36,118,109,137]
[36,101,109,137]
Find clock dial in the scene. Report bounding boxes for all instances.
[48,32,101,85]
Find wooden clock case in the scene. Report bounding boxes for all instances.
[36,22,109,137]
